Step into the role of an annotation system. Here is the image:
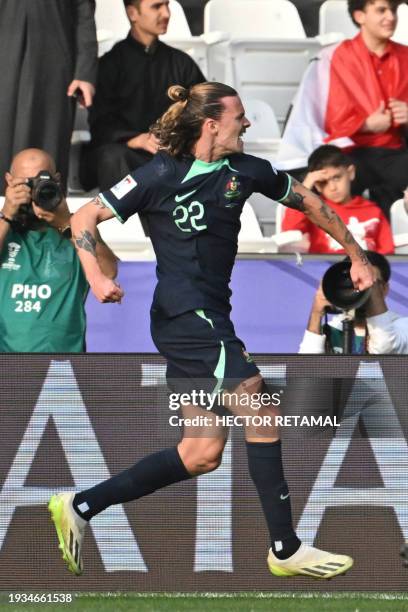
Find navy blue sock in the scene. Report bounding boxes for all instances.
[73,447,191,521]
[246,440,301,560]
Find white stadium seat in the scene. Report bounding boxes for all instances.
[390,198,408,254]
[204,0,306,38]
[240,98,281,226]
[242,99,280,141]
[394,3,408,44]
[204,1,321,130]
[242,98,281,161]
[273,203,311,253]
[95,0,129,54]
[238,201,277,253]
[319,0,357,38]
[209,37,321,131]
[319,0,408,43]
[67,198,155,261]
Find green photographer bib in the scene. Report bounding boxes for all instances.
[0,228,88,352]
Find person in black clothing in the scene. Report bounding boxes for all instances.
[83,0,205,191]
[50,82,374,580]
[0,0,97,194]
[291,0,325,36]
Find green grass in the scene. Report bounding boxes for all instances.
[2,593,408,612]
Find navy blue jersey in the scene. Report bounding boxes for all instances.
[100,151,291,317]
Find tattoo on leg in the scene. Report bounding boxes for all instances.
[75,230,97,257]
[92,196,107,210]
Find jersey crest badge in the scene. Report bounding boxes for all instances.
[224,176,241,207]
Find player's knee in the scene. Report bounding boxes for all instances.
[178,439,224,475]
[239,373,263,395]
[193,450,223,474]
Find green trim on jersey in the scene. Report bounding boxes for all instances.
[100,193,125,224]
[277,173,292,202]
[182,158,238,184]
[196,308,214,328]
[0,228,88,352]
[195,309,226,394]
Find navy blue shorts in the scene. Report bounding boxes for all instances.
[151,309,259,395]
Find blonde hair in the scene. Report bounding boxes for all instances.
[151,82,238,157]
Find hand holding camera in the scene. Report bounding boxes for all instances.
[3,175,32,218]
[4,170,71,232]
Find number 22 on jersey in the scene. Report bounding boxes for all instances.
[173,201,207,233]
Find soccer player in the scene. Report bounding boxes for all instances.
[49,82,374,579]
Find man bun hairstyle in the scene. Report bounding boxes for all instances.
[308,144,352,172]
[168,84,189,102]
[151,82,238,157]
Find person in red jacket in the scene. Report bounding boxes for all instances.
[278,0,408,216]
[281,145,394,254]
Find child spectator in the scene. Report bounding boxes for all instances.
[282,145,394,254]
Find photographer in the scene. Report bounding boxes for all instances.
[299,252,408,354]
[0,148,117,352]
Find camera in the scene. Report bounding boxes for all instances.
[322,260,371,312]
[27,170,63,212]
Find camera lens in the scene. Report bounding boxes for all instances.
[322,261,371,311]
[30,171,63,211]
[37,183,59,207]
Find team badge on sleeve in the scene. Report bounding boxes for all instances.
[111,175,137,200]
[224,176,241,207]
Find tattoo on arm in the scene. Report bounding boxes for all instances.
[92,196,107,210]
[357,246,369,265]
[317,206,369,265]
[318,201,336,224]
[281,178,306,212]
[282,178,369,261]
[344,228,354,245]
[75,230,97,257]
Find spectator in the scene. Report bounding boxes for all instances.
[0,0,97,194]
[278,0,408,216]
[0,148,117,352]
[299,251,408,354]
[282,145,394,254]
[83,0,205,191]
